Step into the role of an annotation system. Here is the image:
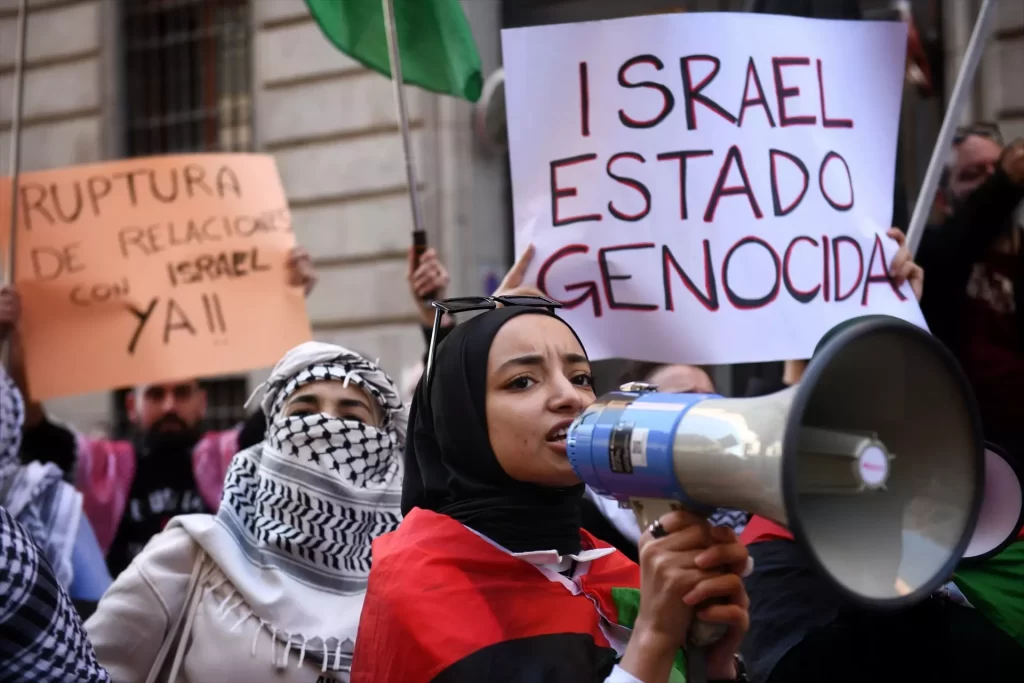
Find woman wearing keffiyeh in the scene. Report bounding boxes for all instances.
[85,342,405,683]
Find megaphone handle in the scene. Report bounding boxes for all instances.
[686,647,710,683]
[630,498,730,647]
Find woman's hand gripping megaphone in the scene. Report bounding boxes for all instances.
[627,508,751,682]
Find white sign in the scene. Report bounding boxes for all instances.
[502,13,923,365]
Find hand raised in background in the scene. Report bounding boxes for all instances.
[493,244,545,298]
[1001,139,1024,185]
[287,246,318,297]
[887,228,924,302]
[407,246,450,327]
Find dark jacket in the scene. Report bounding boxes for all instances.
[916,166,1024,356]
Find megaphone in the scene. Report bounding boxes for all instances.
[961,443,1024,565]
[568,316,985,609]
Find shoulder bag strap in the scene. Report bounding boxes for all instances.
[144,550,206,683]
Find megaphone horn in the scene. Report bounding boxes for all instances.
[568,316,985,610]
[961,443,1024,565]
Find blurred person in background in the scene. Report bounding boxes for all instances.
[917,130,1024,465]
[0,288,111,618]
[85,342,406,682]
[12,246,318,577]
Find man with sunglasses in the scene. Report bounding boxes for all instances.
[917,123,1024,466]
[15,247,318,578]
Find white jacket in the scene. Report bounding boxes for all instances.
[85,526,349,683]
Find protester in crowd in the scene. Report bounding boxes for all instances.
[353,304,751,682]
[85,341,405,682]
[13,247,317,577]
[0,505,111,683]
[0,288,112,616]
[917,130,1024,465]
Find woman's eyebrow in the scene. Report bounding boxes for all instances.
[335,397,373,413]
[497,354,544,373]
[286,394,319,409]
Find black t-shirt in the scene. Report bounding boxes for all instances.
[104,439,209,577]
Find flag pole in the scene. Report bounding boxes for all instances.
[381,0,428,248]
[2,0,28,372]
[906,0,996,255]
[5,0,28,287]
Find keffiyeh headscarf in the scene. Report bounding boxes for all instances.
[0,505,110,682]
[0,367,82,588]
[176,342,406,672]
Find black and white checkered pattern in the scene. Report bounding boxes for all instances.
[0,505,110,683]
[0,367,80,587]
[270,412,398,489]
[0,368,23,470]
[709,508,750,534]
[268,363,402,489]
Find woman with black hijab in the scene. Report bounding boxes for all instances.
[352,303,751,683]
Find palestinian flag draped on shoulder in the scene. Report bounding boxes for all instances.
[304,0,483,102]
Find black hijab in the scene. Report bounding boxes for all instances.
[402,306,588,556]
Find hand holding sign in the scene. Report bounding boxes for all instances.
[886,228,924,301]
[1002,139,1024,185]
[0,153,312,401]
[287,246,318,297]
[494,244,544,298]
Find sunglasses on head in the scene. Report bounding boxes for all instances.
[423,295,563,390]
[953,121,1003,146]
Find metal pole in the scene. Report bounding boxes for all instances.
[5,0,28,285]
[906,0,997,255]
[381,0,427,238]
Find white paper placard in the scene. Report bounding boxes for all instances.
[502,12,924,365]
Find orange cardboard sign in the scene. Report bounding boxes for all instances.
[0,153,312,401]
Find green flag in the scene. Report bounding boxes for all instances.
[954,540,1024,648]
[305,0,483,102]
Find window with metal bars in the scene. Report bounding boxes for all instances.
[113,0,253,436]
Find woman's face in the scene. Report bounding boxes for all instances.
[281,380,383,427]
[485,315,595,487]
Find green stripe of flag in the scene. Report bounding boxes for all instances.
[954,540,1024,648]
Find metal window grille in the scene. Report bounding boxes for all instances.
[113,0,253,436]
[123,0,252,155]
